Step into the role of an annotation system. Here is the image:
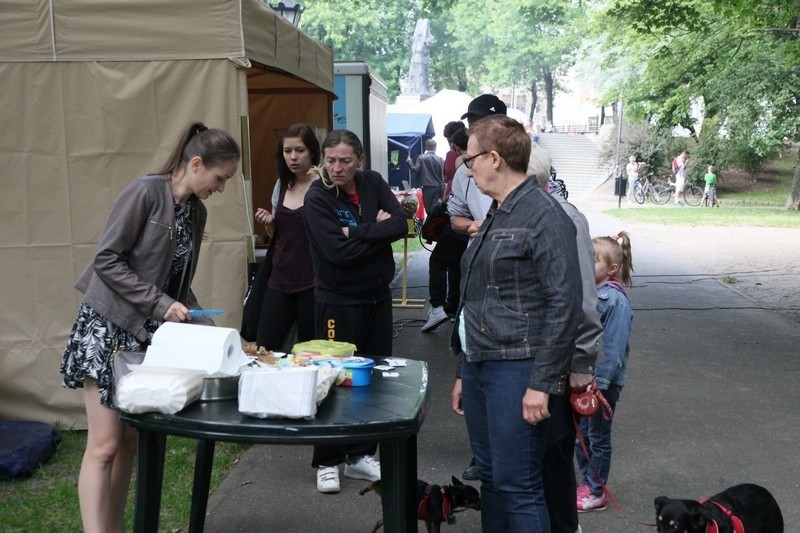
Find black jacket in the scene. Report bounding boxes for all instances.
[303,170,407,304]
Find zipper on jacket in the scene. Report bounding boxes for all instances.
[149,220,173,240]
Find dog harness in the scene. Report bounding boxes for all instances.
[699,498,745,533]
[418,484,454,524]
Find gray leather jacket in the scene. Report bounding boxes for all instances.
[75,174,209,342]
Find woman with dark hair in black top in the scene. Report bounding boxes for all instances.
[246,123,321,350]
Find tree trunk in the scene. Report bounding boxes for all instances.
[529,79,538,123]
[543,69,555,123]
[457,69,468,93]
[787,150,800,210]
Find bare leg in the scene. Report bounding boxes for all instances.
[79,380,135,533]
[107,422,137,532]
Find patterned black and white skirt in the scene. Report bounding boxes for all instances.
[60,301,158,408]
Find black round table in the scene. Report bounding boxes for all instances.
[121,359,430,532]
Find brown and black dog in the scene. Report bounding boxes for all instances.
[359,476,480,533]
[654,483,783,533]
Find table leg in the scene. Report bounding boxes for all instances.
[133,429,167,533]
[188,439,216,533]
[379,435,417,532]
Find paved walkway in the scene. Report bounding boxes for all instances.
[195,200,799,532]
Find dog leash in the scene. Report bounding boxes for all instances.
[572,410,657,527]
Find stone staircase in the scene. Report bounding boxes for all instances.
[535,133,609,198]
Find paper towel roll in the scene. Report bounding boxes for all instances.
[142,322,249,375]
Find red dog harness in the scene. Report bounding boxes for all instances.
[699,498,745,533]
[418,484,453,524]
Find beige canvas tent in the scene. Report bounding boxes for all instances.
[0,0,334,427]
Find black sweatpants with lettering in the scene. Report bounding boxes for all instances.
[311,297,393,467]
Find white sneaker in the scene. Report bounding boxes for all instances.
[317,466,340,493]
[421,306,448,333]
[343,455,381,482]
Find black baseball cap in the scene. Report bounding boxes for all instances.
[461,94,508,120]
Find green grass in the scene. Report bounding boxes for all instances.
[723,186,791,204]
[608,154,798,226]
[392,234,426,255]
[0,430,249,532]
[607,205,799,227]
[718,147,796,204]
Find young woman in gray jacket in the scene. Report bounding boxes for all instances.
[60,122,239,533]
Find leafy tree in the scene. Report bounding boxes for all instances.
[591,0,800,208]
[446,0,584,122]
[298,0,424,99]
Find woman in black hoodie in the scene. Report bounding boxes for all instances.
[303,130,407,493]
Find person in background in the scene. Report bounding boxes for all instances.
[241,124,320,350]
[575,232,634,513]
[625,155,641,204]
[406,138,445,217]
[701,165,718,207]
[452,115,583,531]
[448,94,507,240]
[446,94,507,481]
[60,123,240,533]
[303,129,407,494]
[421,126,470,333]
[443,120,467,194]
[674,150,690,206]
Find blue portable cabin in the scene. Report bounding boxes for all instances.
[387,113,435,188]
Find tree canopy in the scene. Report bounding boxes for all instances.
[589,0,800,206]
[294,0,800,207]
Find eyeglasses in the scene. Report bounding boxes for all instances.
[463,151,489,169]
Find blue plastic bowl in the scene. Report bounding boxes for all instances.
[338,357,375,387]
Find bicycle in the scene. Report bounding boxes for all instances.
[659,177,704,206]
[633,176,670,205]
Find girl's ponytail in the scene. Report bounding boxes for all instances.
[154,122,240,176]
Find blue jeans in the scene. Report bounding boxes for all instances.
[575,386,621,496]
[462,359,551,532]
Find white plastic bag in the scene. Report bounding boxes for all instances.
[116,367,204,414]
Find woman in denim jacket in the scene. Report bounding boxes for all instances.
[575,232,634,513]
[451,115,583,532]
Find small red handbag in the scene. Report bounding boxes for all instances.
[570,384,614,420]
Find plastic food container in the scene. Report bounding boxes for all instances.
[337,357,375,387]
[292,340,357,358]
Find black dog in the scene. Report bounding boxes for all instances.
[654,483,783,532]
[360,476,480,533]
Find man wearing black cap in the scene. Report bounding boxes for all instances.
[448,94,506,240]
[446,95,506,484]
[460,93,508,122]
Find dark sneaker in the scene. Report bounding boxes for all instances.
[462,457,479,481]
